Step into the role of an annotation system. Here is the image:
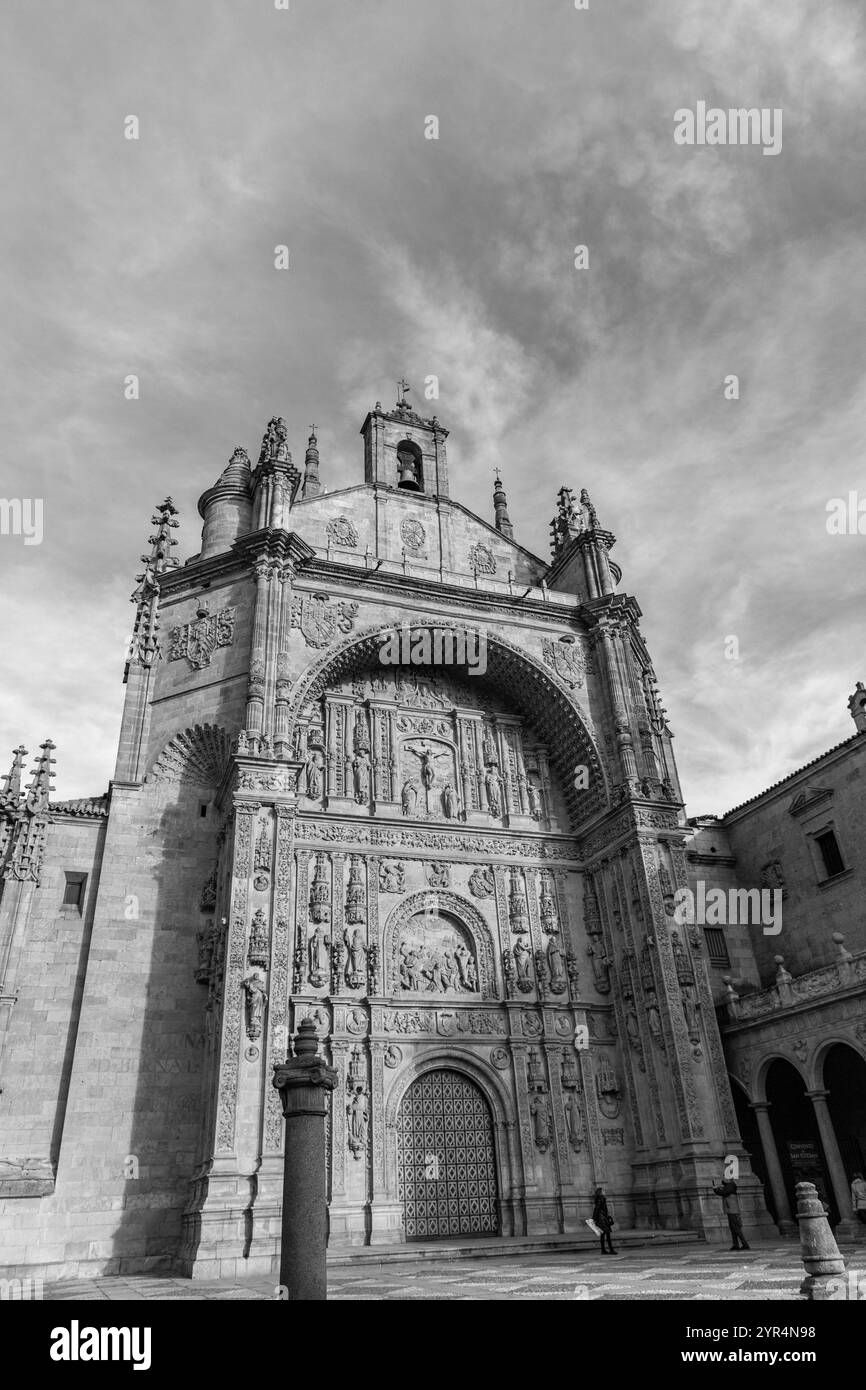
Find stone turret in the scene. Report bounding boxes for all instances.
[847,681,866,734]
[197,448,252,561]
[302,427,322,499]
[492,470,513,539]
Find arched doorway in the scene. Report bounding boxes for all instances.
[765,1058,836,1225]
[397,1069,499,1241]
[823,1044,866,1185]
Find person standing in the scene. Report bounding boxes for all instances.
[713,1174,750,1251]
[593,1185,617,1255]
[850,1172,866,1225]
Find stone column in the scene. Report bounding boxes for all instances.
[797,1181,846,1300]
[272,1019,337,1301]
[750,1102,796,1235]
[806,1089,858,1241]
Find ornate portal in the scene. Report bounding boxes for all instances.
[397,1070,499,1241]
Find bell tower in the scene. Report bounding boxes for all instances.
[359,378,449,497]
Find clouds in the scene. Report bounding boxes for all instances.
[1,0,864,814]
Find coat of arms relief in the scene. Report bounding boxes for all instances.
[168,605,236,669]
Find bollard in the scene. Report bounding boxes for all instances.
[797,1180,846,1301]
[272,1018,337,1301]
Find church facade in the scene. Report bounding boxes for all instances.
[0,386,789,1278]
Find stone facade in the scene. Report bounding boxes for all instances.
[0,390,796,1279]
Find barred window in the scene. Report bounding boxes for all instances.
[703,926,730,968]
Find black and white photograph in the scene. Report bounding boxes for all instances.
[1,0,864,1358]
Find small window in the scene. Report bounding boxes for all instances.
[61,872,87,913]
[199,803,208,818]
[815,830,845,879]
[704,927,730,968]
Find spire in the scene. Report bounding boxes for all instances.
[258,416,291,466]
[252,415,301,525]
[302,426,321,499]
[126,498,180,680]
[549,486,582,557]
[492,469,513,539]
[580,488,600,530]
[0,745,27,813]
[24,740,56,814]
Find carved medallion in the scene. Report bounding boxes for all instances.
[400,518,426,553]
[468,865,495,898]
[327,516,358,548]
[490,1046,509,1070]
[384,1044,403,1068]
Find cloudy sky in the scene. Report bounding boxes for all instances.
[2,0,865,816]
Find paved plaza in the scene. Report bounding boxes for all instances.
[41,1241,864,1301]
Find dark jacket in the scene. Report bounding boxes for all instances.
[713,1179,740,1215]
[593,1194,613,1230]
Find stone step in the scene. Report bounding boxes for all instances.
[327,1229,703,1265]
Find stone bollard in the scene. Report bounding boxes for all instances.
[272,1018,337,1301]
[797,1180,846,1300]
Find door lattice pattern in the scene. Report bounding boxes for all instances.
[397,1069,499,1240]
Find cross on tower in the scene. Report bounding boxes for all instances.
[397,377,411,405]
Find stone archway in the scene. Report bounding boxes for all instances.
[287,622,609,829]
[820,1043,866,1202]
[395,1066,500,1241]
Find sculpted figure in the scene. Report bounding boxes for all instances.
[485,768,503,817]
[401,780,419,817]
[305,749,324,798]
[530,1092,552,1151]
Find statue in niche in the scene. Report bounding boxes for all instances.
[547,935,567,994]
[530,1091,552,1152]
[482,728,499,765]
[308,924,330,987]
[485,767,503,817]
[527,779,543,819]
[513,938,532,991]
[305,749,324,798]
[379,859,405,893]
[347,1084,369,1158]
[647,995,664,1045]
[564,1091,584,1149]
[346,928,367,989]
[442,783,460,819]
[587,942,611,994]
[401,780,419,817]
[243,972,267,1040]
[352,750,371,804]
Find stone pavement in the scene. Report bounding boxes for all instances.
[43,1242,858,1300]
